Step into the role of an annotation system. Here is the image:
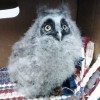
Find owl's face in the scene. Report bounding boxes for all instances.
[40,16,70,41]
[30,6,75,42]
[29,6,81,47]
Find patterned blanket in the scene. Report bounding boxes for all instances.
[0,68,25,100]
[0,68,80,100]
[0,68,79,100]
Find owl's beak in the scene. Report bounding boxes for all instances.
[48,32,62,41]
[57,32,62,41]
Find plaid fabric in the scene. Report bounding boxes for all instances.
[0,68,26,100]
[0,67,99,100]
[0,68,78,100]
[0,68,82,100]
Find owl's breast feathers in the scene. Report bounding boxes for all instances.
[33,37,76,81]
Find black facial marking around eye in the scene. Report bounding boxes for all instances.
[61,18,70,40]
[41,19,55,35]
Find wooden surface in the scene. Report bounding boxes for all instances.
[0,0,18,10]
[77,0,100,61]
[0,0,77,67]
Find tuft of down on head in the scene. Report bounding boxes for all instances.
[36,4,71,18]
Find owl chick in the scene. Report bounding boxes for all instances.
[7,5,82,98]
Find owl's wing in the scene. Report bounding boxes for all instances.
[7,31,37,81]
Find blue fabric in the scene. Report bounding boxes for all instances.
[0,68,10,84]
[62,75,77,95]
[75,57,84,67]
[68,75,77,89]
[0,67,7,71]
[97,97,100,100]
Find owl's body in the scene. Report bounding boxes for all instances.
[8,6,82,98]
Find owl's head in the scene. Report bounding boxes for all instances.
[27,5,81,42]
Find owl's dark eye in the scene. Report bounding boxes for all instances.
[62,25,69,31]
[60,18,70,40]
[61,19,69,32]
[61,18,70,32]
[44,25,51,32]
[41,19,55,35]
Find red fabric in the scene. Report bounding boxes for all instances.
[82,36,90,52]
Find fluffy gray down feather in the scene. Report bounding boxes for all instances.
[7,5,83,98]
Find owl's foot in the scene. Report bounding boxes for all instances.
[50,87,63,96]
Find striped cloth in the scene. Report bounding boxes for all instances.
[0,66,99,100]
[0,68,26,100]
[0,67,85,100]
[0,68,79,100]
